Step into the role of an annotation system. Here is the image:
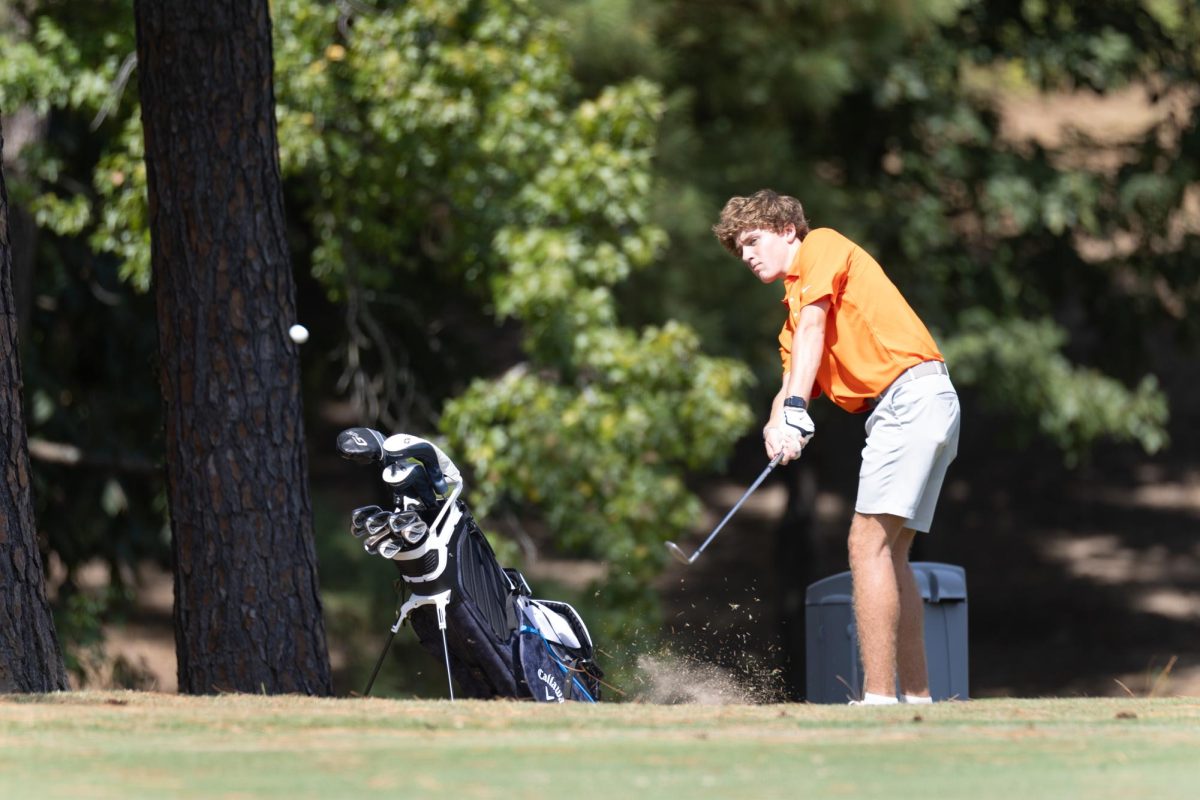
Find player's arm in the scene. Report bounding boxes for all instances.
[784,300,827,403]
[765,299,828,464]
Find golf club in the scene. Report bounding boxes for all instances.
[351,504,384,537]
[390,510,429,544]
[363,510,396,553]
[364,529,396,554]
[665,452,785,565]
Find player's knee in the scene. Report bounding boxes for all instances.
[848,515,891,563]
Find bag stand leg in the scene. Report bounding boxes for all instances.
[363,589,456,700]
[363,627,397,697]
[435,599,454,702]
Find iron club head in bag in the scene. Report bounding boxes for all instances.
[389,510,429,545]
[363,510,397,553]
[665,452,784,565]
[351,505,384,537]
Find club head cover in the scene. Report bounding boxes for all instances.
[382,461,439,509]
[381,434,460,493]
[336,428,387,465]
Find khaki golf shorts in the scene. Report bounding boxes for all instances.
[855,370,960,533]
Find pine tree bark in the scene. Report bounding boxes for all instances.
[0,115,69,693]
[134,0,332,694]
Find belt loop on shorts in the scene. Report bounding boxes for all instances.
[869,360,949,408]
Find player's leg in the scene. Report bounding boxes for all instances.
[892,528,929,699]
[848,511,908,699]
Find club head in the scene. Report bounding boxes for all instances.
[665,541,695,565]
[350,505,383,537]
[378,537,413,560]
[365,510,393,537]
[389,510,429,544]
[363,529,396,554]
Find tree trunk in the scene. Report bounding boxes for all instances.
[0,114,69,693]
[0,108,44,345]
[134,0,332,694]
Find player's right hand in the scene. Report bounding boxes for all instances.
[763,425,804,465]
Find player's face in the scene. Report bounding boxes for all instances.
[736,226,797,284]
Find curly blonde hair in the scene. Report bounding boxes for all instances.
[712,190,810,256]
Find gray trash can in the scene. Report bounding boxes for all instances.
[804,561,968,703]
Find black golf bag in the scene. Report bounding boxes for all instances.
[337,428,603,702]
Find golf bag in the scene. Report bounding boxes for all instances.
[337,428,603,702]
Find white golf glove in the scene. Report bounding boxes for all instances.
[782,396,815,449]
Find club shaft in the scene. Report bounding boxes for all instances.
[690,453,783,559]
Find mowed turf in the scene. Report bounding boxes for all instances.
[1,692,1198,799]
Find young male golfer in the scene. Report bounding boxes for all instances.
[714,189,961,705]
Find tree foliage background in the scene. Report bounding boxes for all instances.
[1,0,1195,693]
[551,0,1190,458]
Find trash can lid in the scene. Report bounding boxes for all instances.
[805,571,854,606]
[912,562,967,602]
[805,562,966,605]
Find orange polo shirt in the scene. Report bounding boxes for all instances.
[778,228,943,414]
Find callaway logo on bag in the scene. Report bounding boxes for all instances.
[538,668,564,703]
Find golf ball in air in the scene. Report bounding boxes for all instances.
[289,324,309,344]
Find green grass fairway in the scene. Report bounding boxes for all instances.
[2,692,1198,799]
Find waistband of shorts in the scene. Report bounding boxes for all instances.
[868,360,949,409]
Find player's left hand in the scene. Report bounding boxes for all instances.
[782,404,815,448]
